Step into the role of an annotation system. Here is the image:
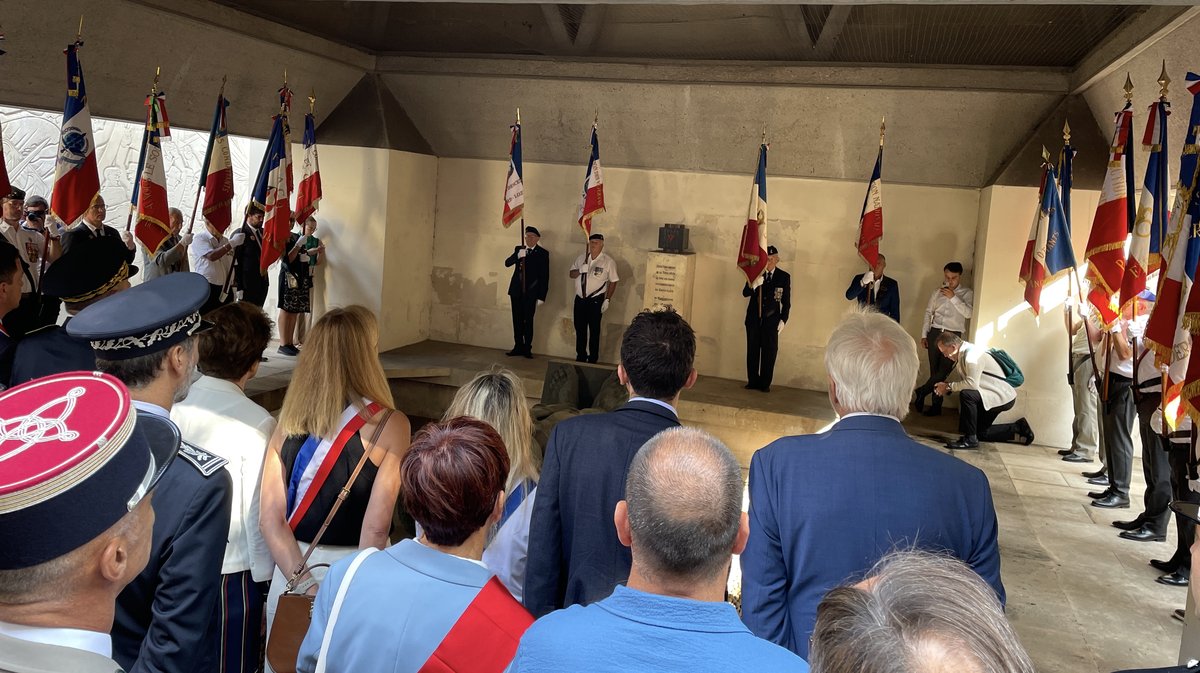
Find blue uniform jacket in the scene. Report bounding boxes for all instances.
[9,321,96,386]
[845,273,901,322]
[739,414,1003,658]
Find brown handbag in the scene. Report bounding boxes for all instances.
[266,410,393,673]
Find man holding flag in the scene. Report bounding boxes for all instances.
[504,226,549,358]
[740,143,790,393]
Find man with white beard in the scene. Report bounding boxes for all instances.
[68,272,234,673]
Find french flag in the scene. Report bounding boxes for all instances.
[252,113,291,274]
[577,124,605,236]
[200,92,234,233]
[1084,104,1135,326]
[1019,164,1076,315]
[132,91,172,254]
[738,144,769,284]
[50,41,100,227]
[502,120,524,228]
[294,111,322,224]
[856,145,883,268]
[1120,98,1171,312]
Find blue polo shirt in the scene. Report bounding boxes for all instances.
[509,585,808,672]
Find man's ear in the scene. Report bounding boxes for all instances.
[682,368,698,390]
[614,500,632,548]
[617,364,629,387]
[732,512,750,555]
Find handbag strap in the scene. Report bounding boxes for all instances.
[287,408,394,590]
[315,547,380,673]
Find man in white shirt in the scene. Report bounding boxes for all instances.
[915,261,974,417]
[1061,300,1103,464]
[192,221,245,314]
[934,332,1032,450]
[570,233,620,363]
[0,371,178,673]
[173,301,277,673]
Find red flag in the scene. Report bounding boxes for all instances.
[1084,104,1135,326]
[576,125,604,236]
[132,91,172,254]
[856,146,883,269]
[50,42,100,227]
[200,93,234,233]
[738,144,769,284]
[293,112,322,224]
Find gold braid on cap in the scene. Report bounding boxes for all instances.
[64,262,130,304]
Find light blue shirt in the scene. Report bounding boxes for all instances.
[628,396,678,417]
[509,585,808,672]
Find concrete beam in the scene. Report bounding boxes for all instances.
[540,4,575,53]
[376,55,1070,94]
[343,0,1200,4]
[573,5,607,54]
[811,6,851,60]
[1070,6,1199,94]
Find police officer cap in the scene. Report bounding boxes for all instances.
[589,234,604,241]
[0,372,178,569]
[525,226,540,237]
[40,235,137,304]
[4,185,25,202]
[767,245,779,255]
[68,272,212,361]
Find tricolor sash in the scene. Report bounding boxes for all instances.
[417,577,534,673]
[499,479,535,530]
[286,400,382,530]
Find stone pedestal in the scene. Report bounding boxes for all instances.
[643,251,696,321]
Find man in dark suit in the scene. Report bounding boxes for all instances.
[504,225,550,358]
[740,309,1004,659]
[68,272,233,673]
[743,245,790,392]
[59,196,137,264]
[524,309,698,617]
[233,205,269,307]
[845,254,900,322]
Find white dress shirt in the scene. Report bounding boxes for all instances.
[0,620,113,658]
[570,251,620,299]
[921,285,973,336]
[172,375,277,581]
[190,230,233,286]
[947,342,1017,410]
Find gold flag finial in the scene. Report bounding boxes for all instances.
[151,66,160,95]
[516,107,521,125]
[76,15,84,41]
[1159,60,1171,98]
[761,127,767,145]
[309,88,316,114]
[1041,145,1051,164]
[1063,119,1071,143]
[1124,73,1134,101]
[879,116,886,148]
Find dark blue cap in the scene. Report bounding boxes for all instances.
[767,245,779,255]
[67,272,211,361]
[589,233,604,241]
[525,226,540,237]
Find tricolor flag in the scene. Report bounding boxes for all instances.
[293,111,322,224]
[856,145,883,268]
[738,144,769,284]
[0,33,9,198]
[1084,103,1136,326]
[50,41,100,227]
[251,112,291,274]
[502,120,524,228]
[577,124,604,236]
[131,91,172,254]
[1119,98,1171,311]
[1019,163,1076,315]
[200,92,234,233]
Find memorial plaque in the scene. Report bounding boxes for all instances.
[643,251,695,322]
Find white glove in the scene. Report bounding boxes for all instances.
[120,230,135,249]
[179,233,193,247]
[1129,316,1149,340]
[518,248,527,259]
[536,299,544,307]
[860,271,875,286]
[580,263,590,274]
[751,275,764,290]
[229,231,246,247]
[778,321,786,334]
[601,299,610,314]
[1064,294,1076,309]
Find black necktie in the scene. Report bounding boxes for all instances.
[764,272,771,285]
[581,259,588,296]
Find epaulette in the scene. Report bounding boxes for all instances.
[178,441,229,477]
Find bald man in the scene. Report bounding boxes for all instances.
[141,207,192,282]
[511,427,808,672]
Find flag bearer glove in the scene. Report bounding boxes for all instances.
[778,321,785,333]
[601,299,610,313]
[518,248,527,259]
[861,271,874,286]
[580,263,589,274]
[179,233,193,247]
[229,232,246,248]
[120,230,135,249]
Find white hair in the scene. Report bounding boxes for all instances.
[824,308,919,419]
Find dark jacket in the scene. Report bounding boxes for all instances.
[845,273,901,322]
[523,399,680,617]
[8,321,97,386]
[113,437,233,673]
[233,224,268,296]
[506,245,550,301]
[740,415,1004,659]
[61,223,136,264]
[743,268,791,325]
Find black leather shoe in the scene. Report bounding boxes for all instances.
[744,383,756,390]
[1087,475,1110,486]
[1083,468,1107,479]
[506,348,522,357]
[1173,608,1186,622]
[1058,448,1074,456]
[945,437,980,450]
[1088,488,1113,499]
[576,356,587,362]
[1151,558,1180,573]
[1091,493,1131,509]
[1015,418,1035,445]
[1062,453,1092,463]
[523,352,534,359]
[1157,571,1190,587]
[1119,525,1166,542]
[1111,518,1144,531]
[758,385,771,393]
[923,408,942,417]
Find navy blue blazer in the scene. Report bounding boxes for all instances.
[740,415,1003,658]
[845,273,900,322]
[8,321,97,387]
[523,399,680,618]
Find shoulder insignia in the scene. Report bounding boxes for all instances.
[178,441,229,477]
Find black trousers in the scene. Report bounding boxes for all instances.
[510,294,538,353]
[746,320,780,388]
[1102,377,1136,498]
[1167,436,1200,569]
[958,389,1019,441]
[241,282,268,308]
[573,295,604,362]
[1134,392,1173,534]
[915,327,960,411]
[201,283,232,316]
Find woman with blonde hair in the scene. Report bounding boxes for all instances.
[443,367,540,601]
[259,305,411,670]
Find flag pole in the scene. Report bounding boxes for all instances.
[127,66,160,233]
[758,128,766,320]
[1157,62,1171,440]
[516,107,526,294]
[189,75,225,236]
[1104,75,1136,403]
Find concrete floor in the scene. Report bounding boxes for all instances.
[245,340,1186,671]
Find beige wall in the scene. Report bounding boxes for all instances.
[973,185,1101,449]
[430,157,978,390]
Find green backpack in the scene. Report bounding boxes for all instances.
[985,349,1024,388]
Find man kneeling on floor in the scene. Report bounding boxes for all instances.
[934,332,1033,450]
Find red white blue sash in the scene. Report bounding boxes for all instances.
[286,400,382,530]
[417,577,533,673]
